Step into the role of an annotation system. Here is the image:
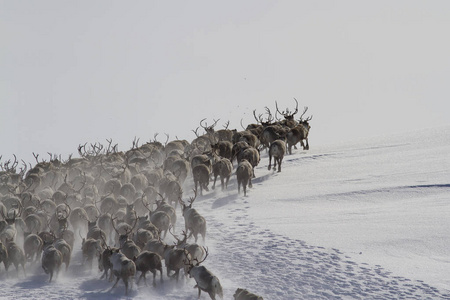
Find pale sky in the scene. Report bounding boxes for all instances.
[1,1,449,165]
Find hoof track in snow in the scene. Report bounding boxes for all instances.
[205,197,450,299]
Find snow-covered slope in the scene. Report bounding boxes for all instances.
[0,126,449,299]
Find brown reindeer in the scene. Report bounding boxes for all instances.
[212,158,233,190]
[236,159,253,196]
[268,139,287,172]
[286,107,312,152]
[133,250,163,286]
[275,98,299,128]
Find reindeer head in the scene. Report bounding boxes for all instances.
[184,246,208,276]
[178,189,197,213]
[298,106,313,129]
[2,203,22,226]
[276,98,299,122]
[200,118,219,136]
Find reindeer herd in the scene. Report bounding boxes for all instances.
[0,100,311,299]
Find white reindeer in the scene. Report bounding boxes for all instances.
[109,250,136,295]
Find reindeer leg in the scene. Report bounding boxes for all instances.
[136,272,144,285]
[208,290,217,300]
[225,176,230,189]
[212,175,217,189]
[124,278,129,295]
[152,270,157,287]
[300,140,305,149]
[111,276,120,290]
[143,272,147,286]
[109,269,115,282]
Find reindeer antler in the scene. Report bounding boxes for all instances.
[188,188,197,206]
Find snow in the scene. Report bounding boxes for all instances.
[1,126,449,299]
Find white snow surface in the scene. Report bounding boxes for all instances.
[1,126,449,299]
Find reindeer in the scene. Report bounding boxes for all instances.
[154,196,177,230]
[97,212,114,245]
[142,199,171,239]
[55,203,75,250]
[69,206,89,237]
[124,203,137,226]
[41,239,63,282]
[237,147,260,178]
[24,213,44,234]
[261,125,288,150]
[199,118,220,143]
[134,228,154,250]
[179,191,206,243]
[275,98,299,128]
[149,210,170,240]
[231,141,251,165]
[232,130,260,149]
[133,250,163,286]
[191,153,213,174]
[212,158,233,190]
[0,241,8,272]
[163,244,191,281]
[120,183,136,203]
[98,245,117,281]
[136,214,160,241]
[184,248,223,300]
[86,218,107,243]
[53,237,72,271]
[81,236,102,268]
[84,203,100,222]
[234,288,264,300]
[211,140,233,161]
[130,173,148,193]
[112,216,141,260]
[236,159,253,196]
[23,231,43,264]
[109,249,136,295]
[286,107,312,152]
[268,139,287,172]
[0,204,22,244]
[169,158,190,186]
[5,239,26,277]
[164,138,187,156]
[162,179,183,209]
[171,229,206,263]
[192,164,210,196]
[249,107,275,148]
[99,195,119,215]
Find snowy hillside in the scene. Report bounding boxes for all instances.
[1,126,449,299]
